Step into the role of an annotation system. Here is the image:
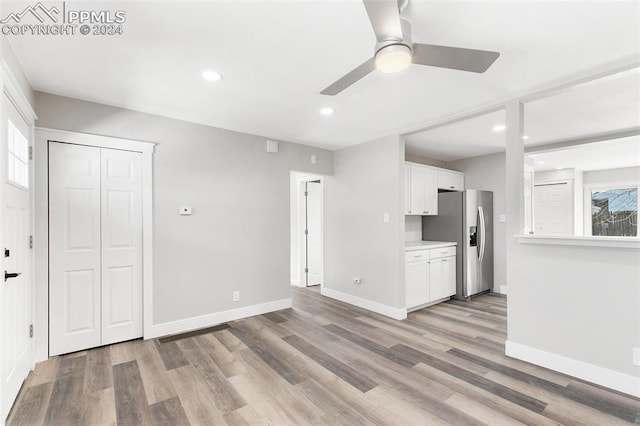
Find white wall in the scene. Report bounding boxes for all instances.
[584,166,640,185]
[34,92,333,326]
[447,152,507,292]
[324,135,405,318]
[1,37,34,108]
[404,216,422,242]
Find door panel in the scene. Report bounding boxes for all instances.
[1,95,33,419]
[49,143,101,356]
[100,148,142,345]
[305,181,322,286]
[534,183,573,235]
[64,269,98,333]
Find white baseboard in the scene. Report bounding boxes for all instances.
[321,287,407,320]
[145,298,292,339]
[506,340,640,398]
[500,285,508,295]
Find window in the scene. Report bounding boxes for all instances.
[8,119,28,188]
[590,188,638,237]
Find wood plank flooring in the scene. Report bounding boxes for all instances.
[8,287,640,425]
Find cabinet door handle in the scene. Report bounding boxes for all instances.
[449,186,455,189]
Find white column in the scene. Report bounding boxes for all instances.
[505,100,524,289]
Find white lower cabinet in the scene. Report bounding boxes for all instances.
[405,250,429,308]
[429,256,457,302]
[406,246,456,310]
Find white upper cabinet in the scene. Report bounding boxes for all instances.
[437,170,465,192]
[407,164,438,215]
[406,163,464,216]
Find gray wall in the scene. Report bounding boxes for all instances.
[405,153,448,168]
[35,92,333,324]
[509,242,640,376]
[1,37,34,107]
[447,152,507,292]
[325,135,404,309]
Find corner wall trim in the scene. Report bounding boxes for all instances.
[505,340,640,398]
[145,298,292,339]
[321,287,407,320]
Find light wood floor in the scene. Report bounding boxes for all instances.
[8,287,640,425]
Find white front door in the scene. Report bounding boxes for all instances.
[1,94,33,420]
[534,182,573,235]
[49,142,142,356]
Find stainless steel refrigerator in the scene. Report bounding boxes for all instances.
[422,190,493,299]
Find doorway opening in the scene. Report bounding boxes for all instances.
[290,172,324,288]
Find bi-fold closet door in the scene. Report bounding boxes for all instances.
[49,142,143,356]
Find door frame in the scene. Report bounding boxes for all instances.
[34,128,154,362]
[1,59,37,421]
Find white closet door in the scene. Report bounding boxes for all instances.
[101,148,143,345]
[49,143,102,356]
[49,143,143,355]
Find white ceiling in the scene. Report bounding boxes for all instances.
[529,136,640,172]
[406,66,640,161]
[6,0,640,151]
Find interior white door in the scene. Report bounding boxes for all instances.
[534,183,573,235]
[49,143,102,356]
[49,143,143,356]
[1,95,33,419]
[305,181,322,286]
[100,148,143,345]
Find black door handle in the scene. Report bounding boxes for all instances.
[4,271,21,282]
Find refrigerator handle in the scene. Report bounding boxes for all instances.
[478,206,486,261]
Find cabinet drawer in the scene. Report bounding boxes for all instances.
[437,171,464,191]
[405,250,430,262]
[430,246,456,259]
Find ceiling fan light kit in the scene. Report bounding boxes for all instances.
[320,0,500,96]
[375,44,412,73]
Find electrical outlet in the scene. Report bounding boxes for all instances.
[353,277,361,285]
[233,291,240,302]
[633,348,640,366]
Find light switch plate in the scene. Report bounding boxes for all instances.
[499,214,506,223]
[383,213,390,223]
[179,206,192,215]
[311,155,317,164]
[633,348,640,366]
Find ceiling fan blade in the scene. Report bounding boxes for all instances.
[320,58,376,96]
[412,43,500,73]
[362,0,403,42]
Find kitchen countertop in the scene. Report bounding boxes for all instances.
[405,240,457,251]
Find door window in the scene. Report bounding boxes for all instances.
[8,119,28,188]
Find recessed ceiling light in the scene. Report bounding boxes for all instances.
[202,70,223,81]
[492,125,506,132]
[537,161,545,165]
[320,107,334,116]
[522,135,529,140]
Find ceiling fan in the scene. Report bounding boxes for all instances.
[320,0,500,96]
